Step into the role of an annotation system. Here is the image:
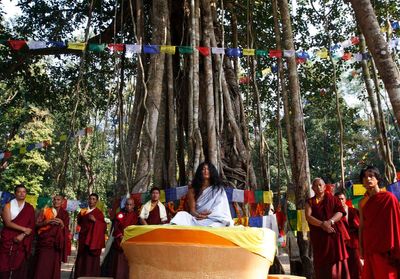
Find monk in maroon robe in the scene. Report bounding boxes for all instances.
[139,187,168,225]
[74,193,106,279]
[0,184,35,279]
[336,192,362,279]
[107,198,139,279]
[359,166,400,279]
[33,195,70,279]
[305,178,350,279]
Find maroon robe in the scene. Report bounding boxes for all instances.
[109,211,138,279]
[144,204,162,225]
[33,207,70,279]
[308,193,350,279]
[361,191,400,279]
[342,207,362,279]
[74,207,106,279]
[0,202,35,279]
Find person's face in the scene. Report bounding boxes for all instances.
[151,190,160,202]
[362,170,379,191]
[88,195,98,208]
[125,199,135,212]
[312,179,326,196]
[337,194,346,207]
[53,196,63,209]
[202,165,210,180]
[15,187,27,201]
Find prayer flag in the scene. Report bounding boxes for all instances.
[139,192,149,204]
[340,39,352,48]
[19,146,26,154]
[12,149,19,156]
[59,134,68,141]
[176,185,188,199]
[88,44,106,52]
[269,49,282,58]
[387,182,400,201]
[255,190,264,203]
[263,215,279,235]
[1,192,14,207]
[66,200,80,212]
[353,184,365,196]
[178,46,194,54]
[350,36,360,45]
[0,153,4,160]
[232,189,244,202]
[297,209,309,232]
[271,65,278,73]
[296,58,307,64]
[255,49,268,56]
[8,40,26,50]
[143,45,160,54]
[159,190,166,202]
[0,39,7,45]
[342,52,352,61]
[26,194,38,209]
[296,51,310,59]
[263,190,273,204]
[160,45,176,54]
[224,188,233,202]
[165,188,177,202]
[37,196,52,209]
[27,41,47,49]
[362,52,371,60]
[4,151,11,159]
[316,48,329,59]
[79,200,88,208]
[397,172,400,181]
[85,127,93,134]
[226,48,242,57]
[244,190,255,204]
[261,67,272,77]
[43,140,51,147]
[283,49,295,57]
[391,21,400,30]
[125,44,142,57]
[26,144,35,152]
[354,53,363,62]
[197,46,210,56]
[239,76,250,84]
[76,129,85,137]
[211,47,225,54]
[46,41,66,48]
[249,216,263,228]
[108,43,124,52]
[67,42,86,50]
[242,48,255,56]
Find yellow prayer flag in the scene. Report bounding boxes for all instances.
[59,134,68,141]
[261,67,272,77]
[159,190,166,202]
[316,48,329,59]
[160,45,176,55]
[380,26,387,33]
[19,147,27,154]
[242,49,255,56]
[96,200,105,212]
[26,194,38,208]
[263,190,273,204]
[296,209,309,232]
[68,42,86,50]
[353,184,365,196]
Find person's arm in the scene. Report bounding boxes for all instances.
[187,188,209,219]
[305,202,336,233]
[1,204,32,235]
[139,218,148,225]
[359,201,364,258]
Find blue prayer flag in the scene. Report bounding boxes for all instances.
[143,45,160,54]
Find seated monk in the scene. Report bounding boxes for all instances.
[139,187,168,225]
[170,162,233,227]
[0,184,35,279]
[33,194,70,279]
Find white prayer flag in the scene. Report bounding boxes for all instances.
[27,41,47,49]
[211,47,225,54]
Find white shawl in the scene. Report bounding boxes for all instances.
[140,200,167,222]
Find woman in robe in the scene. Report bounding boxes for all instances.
[170,162,233,227]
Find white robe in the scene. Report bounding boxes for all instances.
[170,186,233,227]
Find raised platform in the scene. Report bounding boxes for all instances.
[122,225,277,279]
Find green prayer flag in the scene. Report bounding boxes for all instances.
[0,39,7,45]
[351,196,364,209]
[287,210,297,231]
[178,46,194,54]
[254,190,264,203]
[37,196,52,209]
[141,192,150,203]
[88,43,106,52]
[256,49,268,56]
[12,148,19,156]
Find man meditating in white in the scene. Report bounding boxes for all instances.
[170,162,233,227]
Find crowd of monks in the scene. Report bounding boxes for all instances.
[0,164,399,279]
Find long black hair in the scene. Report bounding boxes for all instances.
[191,162,222,199]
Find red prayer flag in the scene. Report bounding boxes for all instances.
[43,140,51,147]
[4,151,12,159]
[196,46,210,56]
[244,190,255,204]
[130,193,142,207]
[342,52,352,61]
[269,49,282,58]
[8,40,27,50]
[108,43,125,52]
[85,127,93,134]
[239,76,250,84]
[296,57,307,64]
[350,36,360,45]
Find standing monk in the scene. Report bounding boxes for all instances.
[74,193,106,279]
[139,187,168,225]
[335,192,362,279]
[359,166,400,279]
[305,178,350,279]
[33,194,70,279]
[0,184,35,279]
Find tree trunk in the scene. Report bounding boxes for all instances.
[132,0,168,193]
[349,0,400,125]
[278,0,312,277]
